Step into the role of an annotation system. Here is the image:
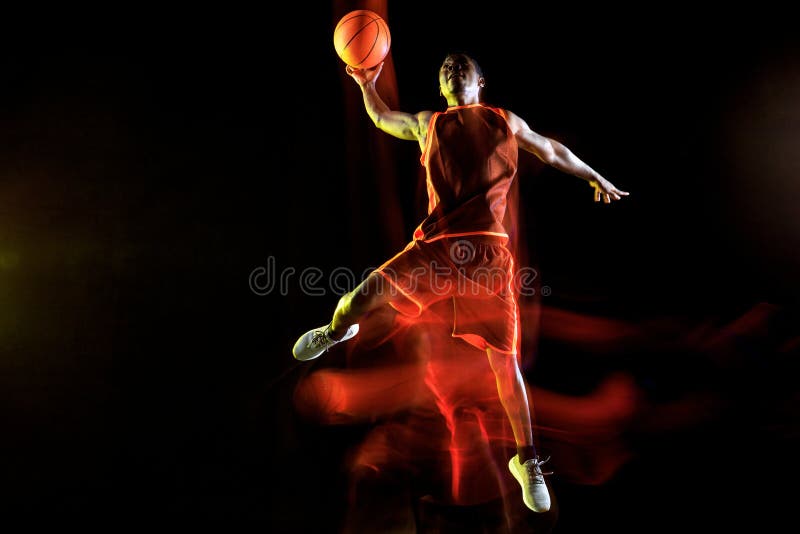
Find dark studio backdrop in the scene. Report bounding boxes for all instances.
[1,3,798,531]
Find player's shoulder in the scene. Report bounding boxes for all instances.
[476,103,512,120]
[486,105,515,120]
[415,110,435,130]
[493,108,525,133]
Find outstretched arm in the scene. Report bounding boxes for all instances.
[346,62,431,143]
[506,110,629,203]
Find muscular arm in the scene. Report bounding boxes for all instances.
[506,110,629,202]
[347,63,431,143]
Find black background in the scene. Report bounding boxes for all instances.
[1,3,798,531]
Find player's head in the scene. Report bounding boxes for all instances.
[439,53,485,104]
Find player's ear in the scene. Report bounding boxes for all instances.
[478,77,485,88]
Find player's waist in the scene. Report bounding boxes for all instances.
[415,230,509,245]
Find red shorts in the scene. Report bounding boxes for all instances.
[374,236,519,354]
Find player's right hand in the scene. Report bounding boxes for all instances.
[346,62,384,86]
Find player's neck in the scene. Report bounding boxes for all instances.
[445,95,481,108]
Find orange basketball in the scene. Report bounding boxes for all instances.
[333,10,391,69]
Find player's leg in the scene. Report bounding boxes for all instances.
[292,272,392,361]
[487,348,534,453]
[486,348,551,513]
[329,272,389,338]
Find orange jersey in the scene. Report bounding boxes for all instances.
[414,104,518,242]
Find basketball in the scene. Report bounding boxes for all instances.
[333,10,391,70]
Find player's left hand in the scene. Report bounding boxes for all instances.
[590,178,629,203]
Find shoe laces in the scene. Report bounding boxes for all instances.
[524,456,553,483]
[310,326,332,349]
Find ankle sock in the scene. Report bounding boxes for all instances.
[517,445,537,464]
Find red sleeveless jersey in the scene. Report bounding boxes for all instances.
[414,104,518,242]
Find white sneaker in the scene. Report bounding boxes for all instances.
[292,323,359,361]
[508,454,552,513]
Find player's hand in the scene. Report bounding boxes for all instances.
[346,62,384,86]
[589,177,629,204]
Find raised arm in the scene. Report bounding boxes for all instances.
[506,110,629,203]
[346,62,431,144]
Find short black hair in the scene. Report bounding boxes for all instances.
[442,51,484,78]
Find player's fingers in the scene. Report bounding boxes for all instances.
[604,193,611,204]
[367,62,384,78]
[594,188,601,202]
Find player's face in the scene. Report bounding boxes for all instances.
[439,54,483,98]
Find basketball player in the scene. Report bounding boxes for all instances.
[292,53,628,513]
